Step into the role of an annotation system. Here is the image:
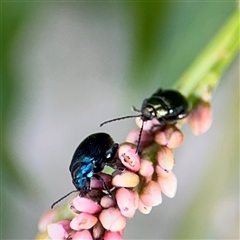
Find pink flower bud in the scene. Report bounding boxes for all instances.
[138,198,152,214]
[118,142,134,154]
[158,172,177,198]
[140,180,162,206]
[100,195,116,208]
[70,212,98,230]
[154,126,184,148]
[135,117,159,131]
[47,220,71,240]
[119,229,124,236]
[155,165,171,178]
[139,159,154,178]
[126,128,153,149]
[90,172,113,190]
[57,220,71,231]
[72,196,102,214]
[116,188,138,218]
[118,145,141,171]
[157,146,174,171]
[112,171,140,188]
[99,207,127,232]
[104,230,123,240]
[38,208,59,232]
[187,100,212,135]
[72,230,93,240]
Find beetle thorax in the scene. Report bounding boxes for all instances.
[155,107,168,118]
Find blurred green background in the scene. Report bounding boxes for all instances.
[2,2,239,239]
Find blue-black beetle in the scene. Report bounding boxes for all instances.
[51,132,118,208]
[100,88,189,152]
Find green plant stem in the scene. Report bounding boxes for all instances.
[174,9,239,99]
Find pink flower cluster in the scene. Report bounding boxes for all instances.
[37,126,181,239]
[36,100,212,240]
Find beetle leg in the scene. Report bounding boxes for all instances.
[93,174,112,196]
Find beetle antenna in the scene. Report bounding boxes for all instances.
[51,190,79,209]
[100,114,142,127]
[136,120,145,154]
[131,105,141,112]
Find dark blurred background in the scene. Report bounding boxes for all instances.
[2,2,239,239]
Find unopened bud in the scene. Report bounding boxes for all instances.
[72,230,93,240]
[126,128,153,149]
[187,100,212,135]
[104,231,123,240]
[72,196,102,214]
[99,207,127,232]
[138,198,152,214]
[100,195,116,208]
[70,213,98,230]
[47,220,71,240]
[157,171,177,198]
[138,159,154,178]
[140,180,162,207]
[154,126,184,148]
[112,171,140,188]
[118,144,140,171]
[157,146,174,171]
[116,188,138,218]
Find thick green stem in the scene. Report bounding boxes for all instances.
[174,9,239,100]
